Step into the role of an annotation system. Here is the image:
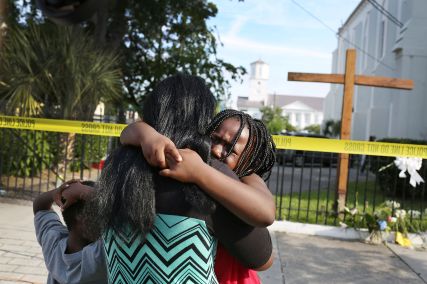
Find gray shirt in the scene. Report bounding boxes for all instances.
[34,210,107,284]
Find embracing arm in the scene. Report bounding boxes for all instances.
[122,122,275,226]
[120,120,181,168]
[160,149,275,227]
[191,165,275,227]
[212,204,274,270]
[255,254,274,271]
[120,120,146,146]
[240,173,276,224]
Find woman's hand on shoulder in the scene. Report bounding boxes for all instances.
[120,120,182,169]
[142,133,182,169]
[159,148,206,183]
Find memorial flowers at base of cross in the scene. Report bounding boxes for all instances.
[343,200,414,248]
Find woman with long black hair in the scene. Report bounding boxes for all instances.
[85,74,272,283]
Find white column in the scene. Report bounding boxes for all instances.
[290,112,296,125]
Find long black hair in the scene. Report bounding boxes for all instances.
[84,74,217,239]
[206,109,276,181]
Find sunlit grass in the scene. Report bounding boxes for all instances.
[275,181,427,232]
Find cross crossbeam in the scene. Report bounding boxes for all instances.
[288,73,413,90]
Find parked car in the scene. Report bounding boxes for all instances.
[276,132,338,167]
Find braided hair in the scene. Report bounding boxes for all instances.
[205,109,276,181]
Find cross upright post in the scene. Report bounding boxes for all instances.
[287,48,413,215]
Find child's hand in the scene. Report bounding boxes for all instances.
[159,149,205,183]
[60,182,93,210]
[141,133,182,169]
[53,179,80,209]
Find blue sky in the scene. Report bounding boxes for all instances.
[209,0,361,102]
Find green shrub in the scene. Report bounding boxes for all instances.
[68,135,111,172]
[0,129,53,177]
[0,128,115,176]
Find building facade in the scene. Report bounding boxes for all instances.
[237,60,324,130]
[324,0,427,140]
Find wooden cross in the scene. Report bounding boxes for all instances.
[287,49,413,214]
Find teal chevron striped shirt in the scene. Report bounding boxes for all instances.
[103,214,218,284]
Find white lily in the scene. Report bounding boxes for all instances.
[385,200,400,209]
[408,210,421,219]
[395,209,407,219]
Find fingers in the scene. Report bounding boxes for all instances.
[53,195,63,208]
[154,149,167,169]
[158,154,178,177]
[165,144,182,162]
[53,183,70,208]
[159,169,171,177]
[61,199,71,211]
[54,179,81,209]
[155,142,181,169]
[165,152,180,168]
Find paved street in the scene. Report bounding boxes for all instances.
[267,164,375,195]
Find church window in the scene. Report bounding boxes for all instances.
[363,14,369,69]
[378,20,386,58]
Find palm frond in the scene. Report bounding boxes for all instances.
[0,22,123,119]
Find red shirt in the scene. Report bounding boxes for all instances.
[215,244,260,284]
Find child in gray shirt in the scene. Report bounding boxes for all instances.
[33,180,107,284]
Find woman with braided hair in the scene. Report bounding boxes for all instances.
[207,109,276,181]
[206,109,276,284]
[121,109,277,284]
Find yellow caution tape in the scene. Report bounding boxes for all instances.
[0,115,126,137]
[1,115,426,158]
[272,135,427,159]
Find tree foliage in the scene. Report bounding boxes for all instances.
[323,119,341,137]
[0,22,122,120]
[260,106,295,134]
[304,124,321,134]
[5,0,246,115]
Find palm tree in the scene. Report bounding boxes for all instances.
[0,0,7,50]
[260,106,296,134]
[323,119,341,138]
[0,22,122,119]
[0,22,122,174]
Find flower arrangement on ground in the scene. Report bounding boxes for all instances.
[343,199,414,247]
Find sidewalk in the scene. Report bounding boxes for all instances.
[0,200,47,284]
[259,232,427,284]
[1,199,426,284]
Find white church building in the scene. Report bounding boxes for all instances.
[324,0,427,140]
[236,60,324,131]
